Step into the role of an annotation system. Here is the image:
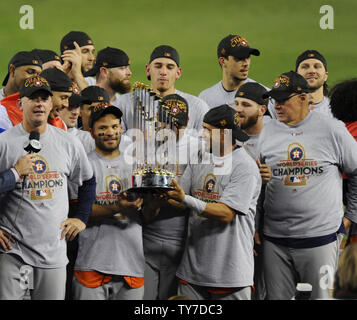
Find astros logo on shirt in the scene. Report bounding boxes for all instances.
[33,159,47,174]
[272,142,323,186]
[105,175,123,195]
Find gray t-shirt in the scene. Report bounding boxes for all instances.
[68,127,95,154]
[143,133,200,245]
[0,124,93,268]
[258,112,357,238]
[117,89,209,135]
[309,96,332,118]
[74,151,145,276]
[176,147,261,287]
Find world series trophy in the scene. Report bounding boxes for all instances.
[127,82,177,193]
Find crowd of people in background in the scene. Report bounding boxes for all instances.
[0,31,357,300]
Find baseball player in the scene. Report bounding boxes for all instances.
[72,105,145,300]
[0,75,95,300]
[295,50,332,117]
[234,82,271,300]
[257,71,357,299]
[117,45,209,136]
[165,105,262,300]
[84,47,132,107]
[40,67,77,131]
[58,93,94,154]
[198,34,276,119]
[142,94,201,300]
[0,51,42,131]
[60,31,95,90]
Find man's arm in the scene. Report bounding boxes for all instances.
[0,154,36,193]
[167,179,237,224]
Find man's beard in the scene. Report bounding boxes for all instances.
[94,136,120,152]
[109,78,131,94]
[239,112,259,130]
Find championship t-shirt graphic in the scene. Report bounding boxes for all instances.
[273,142,323,186]
[22,154,64,200]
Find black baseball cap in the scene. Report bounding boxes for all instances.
[203,104,249,142]
[159,94,189,127]
[81,86,110,104]
[60,31,94,54]
[263,71,311,101]
[19,76,53,98]
[40,68,75,92]
[217,34,260,59]
[89,105,123,128]
[69,93,90,108]
[31,49,61,64]
[149,45,180,67]
[2,51,43,86]
[84,47,130,77]
[235,82,268,106]
[295,50,327,71]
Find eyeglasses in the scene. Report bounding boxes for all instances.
[271,93,299,105]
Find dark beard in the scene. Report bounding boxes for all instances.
[239,113,259,130]
[94,136,120,152]
[109,79,131,94]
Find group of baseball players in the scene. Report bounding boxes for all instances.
[0,30,356,301]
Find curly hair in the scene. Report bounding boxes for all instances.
[329,78,357,122]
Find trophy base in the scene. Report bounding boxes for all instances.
[127,171,175,194]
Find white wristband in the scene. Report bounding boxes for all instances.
[182,195,207,214]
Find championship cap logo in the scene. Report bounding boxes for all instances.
[230,35,249,48]
[238,91,244,96]
[273,74,290,88]
[164,52,171,57]
[308,53,315,57]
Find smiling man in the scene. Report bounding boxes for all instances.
[0,75,95,300]
[60,31,96,90]
[257,71,357,300]
[295,50,332,117]
[117,45,209,135]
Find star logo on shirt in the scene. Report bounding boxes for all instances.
[109,179,121,194]
[33,160,47,174]
[290,147,304,161]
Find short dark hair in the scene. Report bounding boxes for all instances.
[329,78,357,122]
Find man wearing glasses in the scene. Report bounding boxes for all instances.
[257,71,357,300]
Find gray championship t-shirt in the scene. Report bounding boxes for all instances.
[258,112,357,239]
[176,147,261,287]
[74,151,145,276]
[0,124,93,268]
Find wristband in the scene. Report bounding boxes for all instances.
[182,195,207,214]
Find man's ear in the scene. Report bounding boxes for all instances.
[89,128,95,139]
[17,99,22,110]
[176,67,182,80]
